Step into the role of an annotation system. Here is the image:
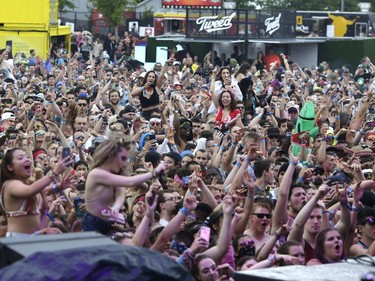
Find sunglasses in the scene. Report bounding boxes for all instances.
[77,103,87,107]
[268,135,279,140]
[151,122,161,126]
[165,196,180,202]
[366,218,375,226]
[252,213,271,219]
[75,136,85,140]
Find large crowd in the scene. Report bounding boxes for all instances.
[0,31,375,281]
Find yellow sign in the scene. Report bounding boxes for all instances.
[328,14,359,37]
[296,16,303,25]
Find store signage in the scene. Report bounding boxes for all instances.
[196,13,236,33]
[265,13,281,35]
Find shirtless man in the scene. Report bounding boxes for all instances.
[82,139,166,235]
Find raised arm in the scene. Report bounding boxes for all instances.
[288,185,328,243]
[88,162,166,188]
[151,195,197,252]
[200,195,234,264]
[271,154,298,234]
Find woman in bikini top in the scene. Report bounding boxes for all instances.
[0,148,72,236]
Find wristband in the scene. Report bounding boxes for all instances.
[267,255,277,265]
[33,231,39,236]
[259,139,266,143]
[244,156,251,164]
[289,161,297,166]
[49,174,57,183]
[179,207,190,216]
[335,116,341,120]
[351,205,360,212]
[219,145,225,151]
[258,114,263,119]
[214,144,220,147]
[274,231,281,240]
[235,162,242,168]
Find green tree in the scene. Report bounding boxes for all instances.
[252,0,361,11]
[89,0,135,38]
[59,0,76,14]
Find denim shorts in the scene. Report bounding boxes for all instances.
[81,212,113,235]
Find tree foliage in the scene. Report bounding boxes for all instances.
[89,0,135,27]
[247,0,363,11]
[59,0,76,14]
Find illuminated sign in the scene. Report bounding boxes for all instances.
[196,13,236,33]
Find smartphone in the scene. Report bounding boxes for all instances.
[218,267,229,277]
[200,226,211,242]
[74,197,84,218]
[147,189,157,206]
[62,147,71,159]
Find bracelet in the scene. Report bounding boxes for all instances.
[214,144,220,147]
[235,162,241,168]
[174,110,179,114]
[258,114,263,119]
[33,231,39,236]
[351,205,360,212]
[46,212,55,222]
[49,174,57,183]
[274,231,281,240]
[244,156,251,164]
[267,255,277,265]
[219,145,225,151]
[259,139,266,143]
[335,116,341,120]
[289,161,297,166]
[179,207,190,216]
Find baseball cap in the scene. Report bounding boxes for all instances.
[1,112,15,122]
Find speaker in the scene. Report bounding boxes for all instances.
[0,232,116,268]
[235,261,375,281]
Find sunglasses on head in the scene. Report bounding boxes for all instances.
[367,136,375,141]
[252,213,271,219]
[366,218,375,226]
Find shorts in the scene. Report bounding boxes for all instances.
[81,212,113,235]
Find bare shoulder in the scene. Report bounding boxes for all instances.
[349,243,365,256]
[306,259,321,266]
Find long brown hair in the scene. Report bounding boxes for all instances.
[90,139,132,175]
[0,148,23,186]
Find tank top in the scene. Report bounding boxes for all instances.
[139,87,159,109]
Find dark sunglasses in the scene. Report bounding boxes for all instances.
[77,103,87,107]
[252,213,271,219]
